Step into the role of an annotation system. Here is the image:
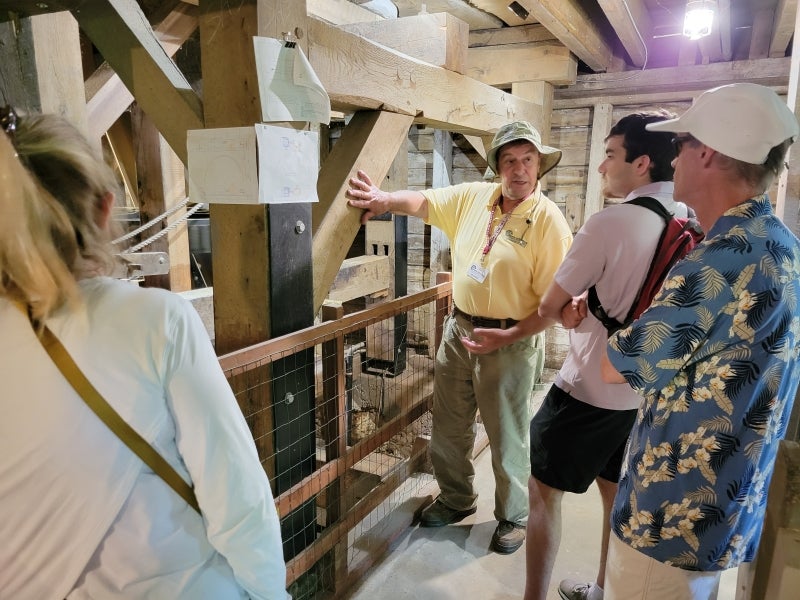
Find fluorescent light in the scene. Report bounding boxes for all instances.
[683,0,716,40]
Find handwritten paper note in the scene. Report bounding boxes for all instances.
[187,125,319,205]
[187,127,259,205]
[256,124,319,204]
[253,36,331,124]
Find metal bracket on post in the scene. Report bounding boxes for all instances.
[113,252,170,281]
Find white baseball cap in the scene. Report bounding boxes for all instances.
[646,83,799,164]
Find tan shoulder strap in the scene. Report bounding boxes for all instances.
[39,324,200,513]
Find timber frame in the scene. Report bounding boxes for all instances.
[1,1,799,597]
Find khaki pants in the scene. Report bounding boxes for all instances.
[605,534,722,599]
[429,313,543,524]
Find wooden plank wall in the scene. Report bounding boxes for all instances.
[406,125,488,296]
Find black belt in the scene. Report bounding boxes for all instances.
[452,305,519,329]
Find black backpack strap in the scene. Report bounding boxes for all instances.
[625,195,672,224]
[587,284,625,335]
[587,196,669,336]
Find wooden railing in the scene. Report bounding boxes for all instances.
[218,279,452,595]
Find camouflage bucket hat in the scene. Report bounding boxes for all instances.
[486,121,562,179]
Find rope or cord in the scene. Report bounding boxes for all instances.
[112,197,192,245]
[121,202,204,254]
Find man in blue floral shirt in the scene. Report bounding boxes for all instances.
[601,83,800,599]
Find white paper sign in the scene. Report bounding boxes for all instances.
[253,36,331,124]
[187,127,259,205]
[256,124,319,204]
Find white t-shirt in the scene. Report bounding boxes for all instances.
[553,182,690,410]
[0,277,289,599]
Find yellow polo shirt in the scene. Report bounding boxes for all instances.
[423,181,572,320]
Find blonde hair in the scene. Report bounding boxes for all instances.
[0,113,121,322]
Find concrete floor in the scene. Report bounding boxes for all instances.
[343,387,740,600]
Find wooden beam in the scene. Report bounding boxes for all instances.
[513,81,554,189]
[199,0,267,354]
[74,0,203,164]
[468,0,527,26]
[132,106,192,292]
[749,441,800,598]
[328,255,392,302]
[463,134,489,161]
[30,12,86,129]
[469,23,556,47]
[583,103,613,224]
[466,42,577,87]
[554,57,792,107]
[258,0,308,51]
[526,0,615,72]
[512,82,553,139]
[698,25,724,64]
[393,0,502,29]
[137,0,189,25]
[696,0,726,64]
[770,0,797,58]
[596,0,651,68]
[0,12,88,135]
[718,0,733,61]
[430,130,452,286]
[775,0,800,228]
[307,16,544,135]
[307,0,383,25]
[749,7,775,60]
[677,37,699,67]
[341,12,469,74]
[0,1,82,17]
[257,0,314,341]
[471,0,614,72]
[85,1,198,143]
[554,86,789,110]
[312,110,413,313]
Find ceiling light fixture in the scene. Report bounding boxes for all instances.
[683,0,716,40]
[508,2,530,21]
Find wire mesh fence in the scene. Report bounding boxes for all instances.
[219,282,452,598]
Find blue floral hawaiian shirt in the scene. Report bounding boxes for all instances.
[607,195,800,571]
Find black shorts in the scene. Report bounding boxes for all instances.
[529,384,638,493]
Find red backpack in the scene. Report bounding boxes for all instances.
[588,196,704,335]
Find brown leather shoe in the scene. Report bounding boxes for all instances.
[490,520,525,554]
[419,499,477,527]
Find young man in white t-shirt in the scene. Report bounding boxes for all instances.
[523,111,692,600]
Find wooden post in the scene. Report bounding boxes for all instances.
[320,302,348,594]
[199,0,316,569]
[583,103,614,225]
[429,129,453,283]
[0,12,87,135]
[512,80,555,191]
[131,106,192,291]
[774,0,800,443]
[748,441,800,599]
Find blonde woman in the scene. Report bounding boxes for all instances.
[0,111,289,600]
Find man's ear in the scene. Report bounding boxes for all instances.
[634,154,652,176]
[96,191,114,230]
[699,145,716,168]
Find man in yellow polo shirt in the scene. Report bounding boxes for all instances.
[347,122,572,554]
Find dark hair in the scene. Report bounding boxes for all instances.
[607,110,677,183]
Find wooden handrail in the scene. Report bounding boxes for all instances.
[218,282,452,373]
